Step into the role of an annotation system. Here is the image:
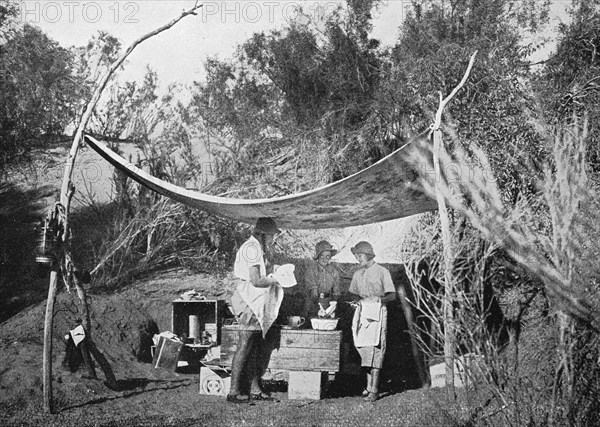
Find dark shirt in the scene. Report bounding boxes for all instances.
[305,261,341,298]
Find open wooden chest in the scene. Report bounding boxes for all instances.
[171,299,229,344]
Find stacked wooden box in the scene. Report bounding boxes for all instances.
[220,325,342,399]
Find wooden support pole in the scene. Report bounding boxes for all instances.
[42,267,59,414]
[87,338,118,390]
[79,338,98,380]
[397,285,429,387]
[429,51,478,399]
[433,128,456,398]
[40,2,204,413]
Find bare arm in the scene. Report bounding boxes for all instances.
[348,292,362,302]
[381,291,396,303]
[356,292,395,304]
[249,265,278,288]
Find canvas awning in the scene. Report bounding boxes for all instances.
[84,134,437,229]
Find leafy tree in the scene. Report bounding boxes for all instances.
[369,0,551,203]
[536,0,600,173]
[0,24,82,168]
[0,0,20,45]
[241,1,381,132]
[73,31,130,140]
[189,54,302,197]
[73,31,121,87]
[190,1,385,193]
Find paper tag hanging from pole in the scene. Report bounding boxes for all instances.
[70,325,86,346]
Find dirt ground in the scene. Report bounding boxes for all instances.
[0,269,468,427]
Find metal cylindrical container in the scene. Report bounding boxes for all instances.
[35,219,56,265]
[189,315,201,340]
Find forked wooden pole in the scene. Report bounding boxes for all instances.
[429,51,477,399]
[433,128,456,398]
[42,267,59,414]
[42,2,203,414]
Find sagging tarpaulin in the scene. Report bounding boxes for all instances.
[84,134,437,229]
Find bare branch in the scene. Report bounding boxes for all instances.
[432,51,478,131]
[44,3,203,413]
[60,2,204,214]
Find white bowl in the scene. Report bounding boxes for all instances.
[310,318,339,330]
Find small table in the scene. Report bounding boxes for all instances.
[220,325,342,399]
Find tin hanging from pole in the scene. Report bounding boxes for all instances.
[35,216,57,266]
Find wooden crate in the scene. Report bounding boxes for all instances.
[220,325,342,372]
[171,299,228,344]
[288,370,326,400]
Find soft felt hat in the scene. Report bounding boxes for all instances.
[314,240,337,260]
[254,217,281,235]
[351,241,375,258]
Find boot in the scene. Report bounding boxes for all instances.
[364,368,380,402]
[362,371,372,397]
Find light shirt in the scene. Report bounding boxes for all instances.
[349,262,395,298]
[234,235,266,280]
[233,236,282,336]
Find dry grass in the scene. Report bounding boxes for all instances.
[401,120,600,425]
[70,181,246,292]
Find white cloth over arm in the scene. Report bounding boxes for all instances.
[349,263,394,352]
[233,236,283,336]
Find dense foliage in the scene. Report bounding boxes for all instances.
[188,0,554,204]
[189,1,385,194]
[536,0,600,172]
[0,23,82,167]
[2,1,600,424]
[385,0,551,202]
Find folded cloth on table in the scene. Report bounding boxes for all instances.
[352,300,382,347]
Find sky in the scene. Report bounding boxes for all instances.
[20,0,572,88]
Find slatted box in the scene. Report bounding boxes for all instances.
[220,325,342,372]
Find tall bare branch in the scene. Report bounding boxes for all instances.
[43,3,203,414]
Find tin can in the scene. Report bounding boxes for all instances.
[35,218,56,265]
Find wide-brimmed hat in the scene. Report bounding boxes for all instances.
[314,240,337,260]
[351,241,375,258]
[254,217,281,235]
